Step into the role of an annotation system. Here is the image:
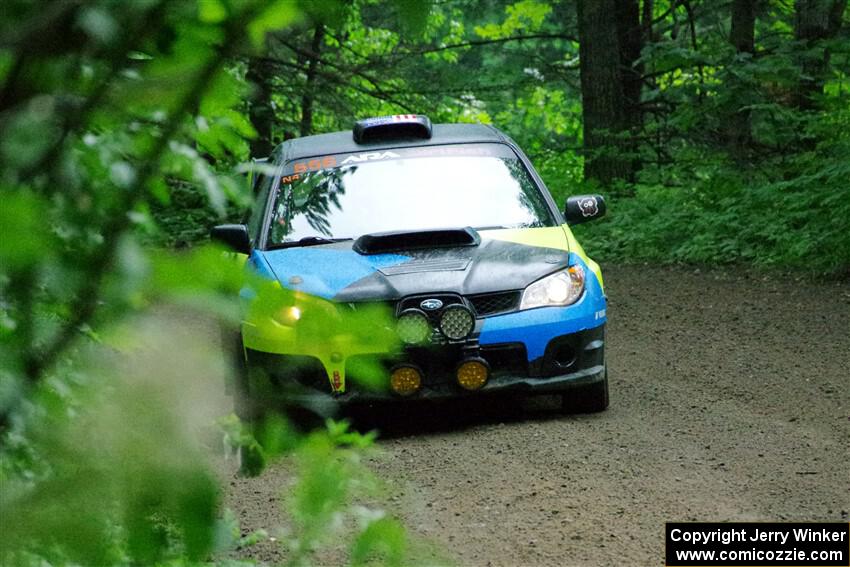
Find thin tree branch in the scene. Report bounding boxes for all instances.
[254,54,419,113]
[277,38,413,111]
[17,0,171,183]
[25,10,258,383]
[412,33,577,55]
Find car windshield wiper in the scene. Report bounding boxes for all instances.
[267,236,352,250]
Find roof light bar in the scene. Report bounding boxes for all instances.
[353,114,432,144]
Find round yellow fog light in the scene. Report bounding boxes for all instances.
[389,364,423,396]
[456,358,489,391]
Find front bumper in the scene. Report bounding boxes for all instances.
[239,251,607,405]
[241,322,605,406]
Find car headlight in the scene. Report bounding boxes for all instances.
[519,265,585,310]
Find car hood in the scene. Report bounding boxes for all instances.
[258,227,572,302]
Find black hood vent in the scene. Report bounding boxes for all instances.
[353,227,480,255]
[378,259,470,275]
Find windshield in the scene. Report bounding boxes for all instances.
[266,143,555,246]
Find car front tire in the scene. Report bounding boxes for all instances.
[561,369,609,414]
[232,334,264,422]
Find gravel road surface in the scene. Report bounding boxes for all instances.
[223,264,850,566]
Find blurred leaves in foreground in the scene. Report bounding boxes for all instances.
[1,307,426,566]
[1,310,234,565]
[0,0,431,565]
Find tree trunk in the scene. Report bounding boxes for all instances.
[577,0,633,187]
[642,0,654,43]
[728,0,756,155]
[794,0,847,110]
[299,23,325,137]
[616,0,643,177]
[731,0,756,53]
[246,54,276,158]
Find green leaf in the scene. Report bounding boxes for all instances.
[0,189,52,269]
[397,0,433,35]
[198,0,228,23]
[248,0,300,47]
[351,517,407,567]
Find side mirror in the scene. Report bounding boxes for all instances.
[210,224,251,254]
[565,194,606,225]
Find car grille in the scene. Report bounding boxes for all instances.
[395,291,520,321]
[429,327,447,345]
[396,293,464,315]
[467,291,521,317]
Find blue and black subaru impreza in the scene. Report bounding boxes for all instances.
[212,115,608,416]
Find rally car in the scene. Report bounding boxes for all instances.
[212,115,608,417]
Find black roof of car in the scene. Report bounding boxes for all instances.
[279,123,510,162]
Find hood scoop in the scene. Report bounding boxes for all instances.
[353,227,480,255]
[378,258,470,276]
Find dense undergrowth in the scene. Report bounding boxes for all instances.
[570,108,850,276]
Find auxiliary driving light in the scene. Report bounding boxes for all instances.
[439,304,475,340]
[389,364,423,396]
[273,305,302,326]
[396,309,431,344]
[456,358,490,391]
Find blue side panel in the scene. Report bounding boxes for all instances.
[249,249,277,279]
[258,248,410,299]
[478,254,606,361]
[239,250,277,301]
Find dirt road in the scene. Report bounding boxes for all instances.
[224,264,850,566]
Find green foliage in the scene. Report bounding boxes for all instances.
[1,316,229,565]
[280,420,436,567]
[215,415,423,567]
[566,0,850,275]
[475,0,553,38]
[1,1,427,566]
[1,316,417,566]
[575,102,850,274]
[351,518,408,567]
